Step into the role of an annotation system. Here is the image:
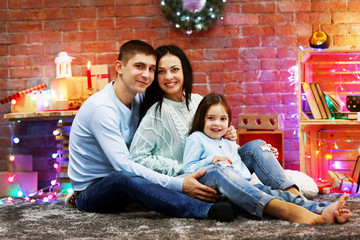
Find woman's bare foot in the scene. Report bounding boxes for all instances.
[264,199,327,225]
[321,194,352,224]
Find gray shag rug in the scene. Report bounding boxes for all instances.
[0,193,360,240]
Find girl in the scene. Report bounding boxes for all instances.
[183,92,352,224]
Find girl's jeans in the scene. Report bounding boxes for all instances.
[198,139,331,219]
[75,170,212,218]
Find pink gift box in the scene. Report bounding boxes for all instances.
[326,171,358,193]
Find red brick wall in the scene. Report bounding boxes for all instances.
[1,0,360,171]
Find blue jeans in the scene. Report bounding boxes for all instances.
[75,170,212,218]
[198,140,331,219]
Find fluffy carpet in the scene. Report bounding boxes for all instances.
[0,194,360,240]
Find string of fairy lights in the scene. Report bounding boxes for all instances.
[0,93,70,205]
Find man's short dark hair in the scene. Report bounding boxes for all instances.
[118,40,156,65]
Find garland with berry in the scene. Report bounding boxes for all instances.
[161,0,226,34]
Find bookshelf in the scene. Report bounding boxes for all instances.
[298,50,360,181]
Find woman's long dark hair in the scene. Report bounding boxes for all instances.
[140,45,193,120]
[189,92,232,135]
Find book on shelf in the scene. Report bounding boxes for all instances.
[315,83,333,119]
[310,83,327,119]
[324,91,341,113]
[302,83,322,119]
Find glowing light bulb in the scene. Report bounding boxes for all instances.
[8,176,15,183]
[325,154,333,160]
[11,99,16,105]
[9,155,15,161]
[52,153,58,159]
[0,201,3,205]
[48,194,54,200]
[51,180,57,185]
[13,138,20,144]
[53,129,60,136]
[58,119,63,124]
[43,197,49,202]
[17,191,23,197]
[53,163,59,169]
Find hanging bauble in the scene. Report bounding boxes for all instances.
[309,25,330,49]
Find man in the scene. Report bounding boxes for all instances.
[67,40,233,221]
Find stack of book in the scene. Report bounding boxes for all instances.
[302,82,358,120]
[302,82,336,119]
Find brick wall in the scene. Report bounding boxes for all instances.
[1,0,360,174]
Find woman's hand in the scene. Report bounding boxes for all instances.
[224,125,237,141]
[182,170,218,202]
[213,156,232,165]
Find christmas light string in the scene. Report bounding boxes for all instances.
[288,64,300,136]
[303,132,360,162]
[0,119,69,206]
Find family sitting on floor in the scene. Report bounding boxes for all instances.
[66,40,352,225]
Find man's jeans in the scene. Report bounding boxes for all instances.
[198,139,331,219]
[75,170,212,218]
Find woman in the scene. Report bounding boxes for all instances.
[129,45,351,224]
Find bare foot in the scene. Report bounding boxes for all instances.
[334,209,352,224]
[264,199,327,225]
[322,194,352,224]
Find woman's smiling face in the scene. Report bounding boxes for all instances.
[156,53,185,102]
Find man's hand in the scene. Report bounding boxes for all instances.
[224,125,237,141]
[182,170,218,202]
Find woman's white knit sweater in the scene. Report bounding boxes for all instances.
[130,94,203,177]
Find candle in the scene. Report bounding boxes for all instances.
[87,61,92,89]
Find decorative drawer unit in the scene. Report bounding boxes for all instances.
[298,50,360,181]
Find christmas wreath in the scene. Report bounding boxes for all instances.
[161,0,225,34]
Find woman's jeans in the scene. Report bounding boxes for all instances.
[198,139,331,219]
[75,170,212,218]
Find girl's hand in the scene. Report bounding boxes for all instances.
[267,143,279,159]
[224,125,237,141]
[213,156,232,165]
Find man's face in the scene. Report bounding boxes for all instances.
[118,53,156,94]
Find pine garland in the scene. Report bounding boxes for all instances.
[161,0,225,34]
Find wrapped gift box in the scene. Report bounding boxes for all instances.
[326,171,358,193]
[316,180,333,194]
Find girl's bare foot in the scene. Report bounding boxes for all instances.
[321,194,352,224]
[334,209,352,224]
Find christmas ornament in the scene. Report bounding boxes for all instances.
[309,25,330,49]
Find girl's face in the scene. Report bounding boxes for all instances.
[204,103,229,139]
[157,53,184,102]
